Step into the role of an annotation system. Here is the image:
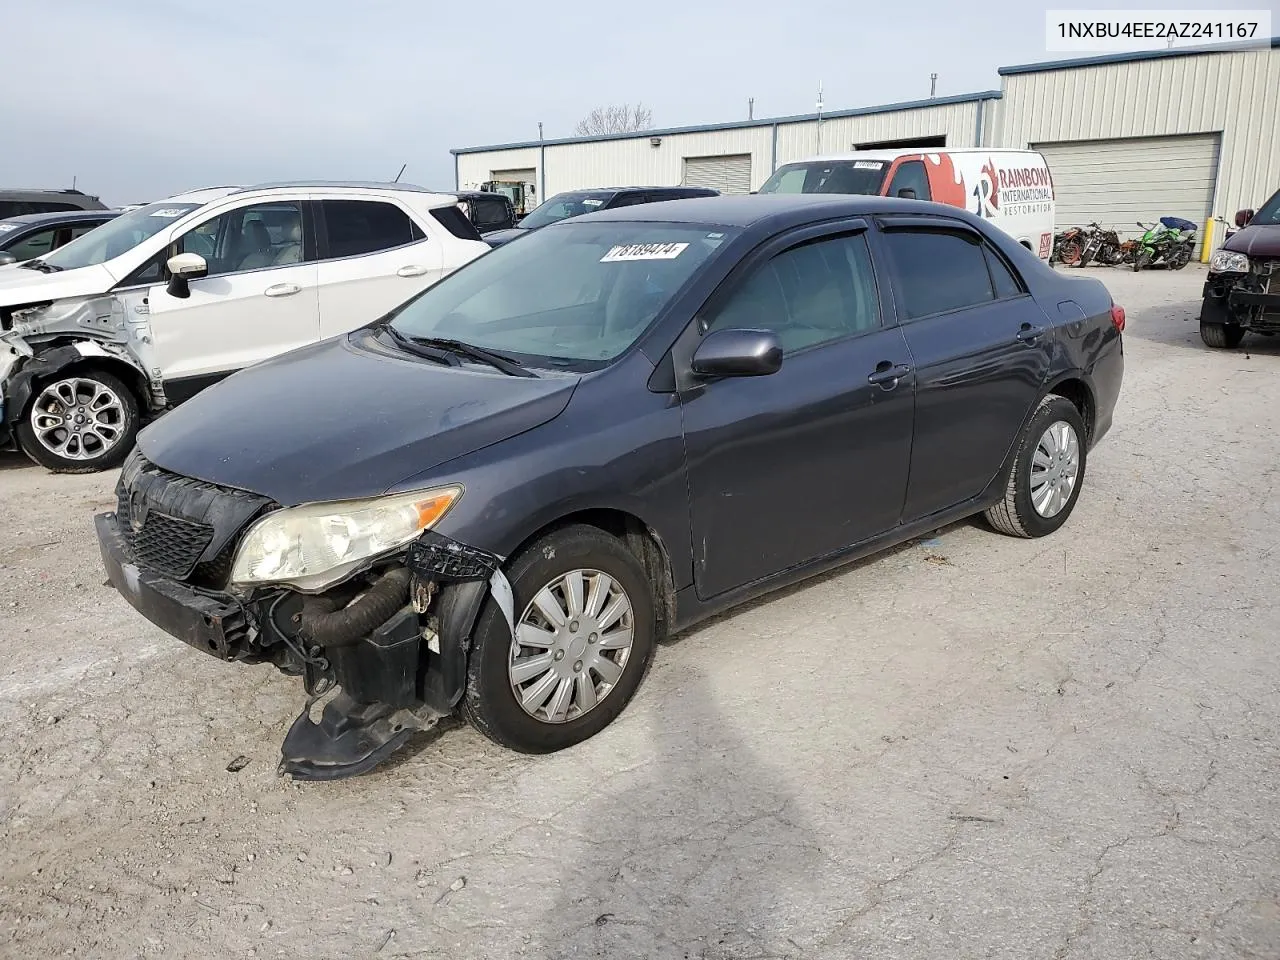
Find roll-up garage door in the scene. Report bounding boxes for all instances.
[1032,134,1220,253]
[683,154,753,195]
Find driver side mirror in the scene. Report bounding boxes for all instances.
[165,252,208,299]
[692,328,783,378]
[1236,208,1256,228]
[896,188,917,199]
[0,252,16,266]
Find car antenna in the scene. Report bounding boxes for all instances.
[392,163,407,183]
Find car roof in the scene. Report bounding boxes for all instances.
[578,192,975,228]
[552,186,717,196]
[0,210,121,227]
[450,190,509,200]
[781,148,1045,164]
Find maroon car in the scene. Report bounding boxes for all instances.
[1201,189,1280,348]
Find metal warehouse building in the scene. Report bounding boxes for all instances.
[453,39,1279,250]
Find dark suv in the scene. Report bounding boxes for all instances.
[449,191,518,235]
[1200,189,1280,348]
[0,188,108,219]
[482,186,719,247]
[0,209,120,264]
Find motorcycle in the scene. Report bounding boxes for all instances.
[1078,222,1127,267]
[1051,226,1085,267]
[1132,217,1198,272]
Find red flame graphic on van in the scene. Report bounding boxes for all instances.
[981,158,1000,210]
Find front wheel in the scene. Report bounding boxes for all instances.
[1201,321,1245,349]
[1133,249,1151,272]
[463,525,656,752]
[16,370,140,473]
[985,396,1088,539]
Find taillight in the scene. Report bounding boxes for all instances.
[1110,304,1125,333]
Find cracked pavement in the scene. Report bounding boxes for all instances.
[1,266,1277,959]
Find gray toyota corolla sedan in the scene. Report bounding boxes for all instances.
[96,195,1124,779]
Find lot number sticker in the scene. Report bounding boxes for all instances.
[149,208,186,218]
[600,242,689,262]
[854,161,884,169]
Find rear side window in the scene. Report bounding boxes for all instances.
[984,246,1023,298]
[882,229,994,319]
[322,200,425,259]
[3,227,59,261]
[431,206,483,241]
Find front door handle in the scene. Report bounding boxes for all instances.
[397,265,429,277]
[1016,322,1047,343]
[867,361,912,389]
[264,283,301,298]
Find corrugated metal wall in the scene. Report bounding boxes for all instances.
[1000,46,1280,228]
[773,101,982,165]
[541,127,774,195]
[454,100,985,197]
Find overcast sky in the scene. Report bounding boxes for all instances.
[3,0,1274,205]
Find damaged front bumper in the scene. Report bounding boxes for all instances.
[1202,270,1280,331]
[96,505,511,781]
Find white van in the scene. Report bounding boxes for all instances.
[758,148,1056,260]
[0,182,490,472]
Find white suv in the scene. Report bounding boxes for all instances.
[0,182,489,472]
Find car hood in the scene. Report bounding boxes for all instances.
[482,227,528,247]
[138,332,580,505]
[1222,223,1280,258]
[0,263,116,306]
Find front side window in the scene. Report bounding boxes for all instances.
[175,201,304,277]
[388,222,734,368]
[882,229,995,319]
[322,200,423,258]
[704,233,880,355]
[40,201,201,270]
[518,192,616,229]
[887,160,931,201]
[757,160,888,196]
[4,227,60,262]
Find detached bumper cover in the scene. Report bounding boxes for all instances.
[96,511,251,661]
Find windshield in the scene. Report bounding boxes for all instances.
[518,191,617,230]
[1252,190,1280,225]
[758,160,888,196]
[39,202,200,270]
[387,221,735,368]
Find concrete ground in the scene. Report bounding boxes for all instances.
[1,265,1276,960]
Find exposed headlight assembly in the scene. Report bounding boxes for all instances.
[1209,251,1249,274]
[230,486,462,592]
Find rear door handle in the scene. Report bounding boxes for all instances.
[397,265,429,277]
[264,283,301,298]
[867,362,912,389]
[1016,323,1047,343]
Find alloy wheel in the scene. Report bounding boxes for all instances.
[29,377,127,462]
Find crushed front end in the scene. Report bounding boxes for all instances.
[96,450,505,781]
[1201,253,1280,333]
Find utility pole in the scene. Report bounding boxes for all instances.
[815,81,824,153]
[930,73,938,98]
[748,98,755,120]
[538,121,544,140]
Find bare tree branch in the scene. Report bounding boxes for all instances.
[574,104,655,136]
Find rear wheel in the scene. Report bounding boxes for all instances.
[1057,240,1082,267]
[986,396,1087,539]
[1200,321,1245,349]
[16,370,139,473]
[462,525,656,753]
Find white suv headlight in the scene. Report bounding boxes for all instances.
[230,486,462,592]
[1210,251,1249,274]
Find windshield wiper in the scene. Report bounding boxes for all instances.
[392,330,538,378]
[20,260,62,273]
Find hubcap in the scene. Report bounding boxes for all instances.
[509,569,635,724]
[1030,420,1080,518]
[30,377,127,461]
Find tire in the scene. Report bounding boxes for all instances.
[985,395,1088,539]
[1058,241,1082,267]
[1200,321,1245,349]
[16,369,140,474]
[462,524,656,753]
[1133,250,1150,272]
